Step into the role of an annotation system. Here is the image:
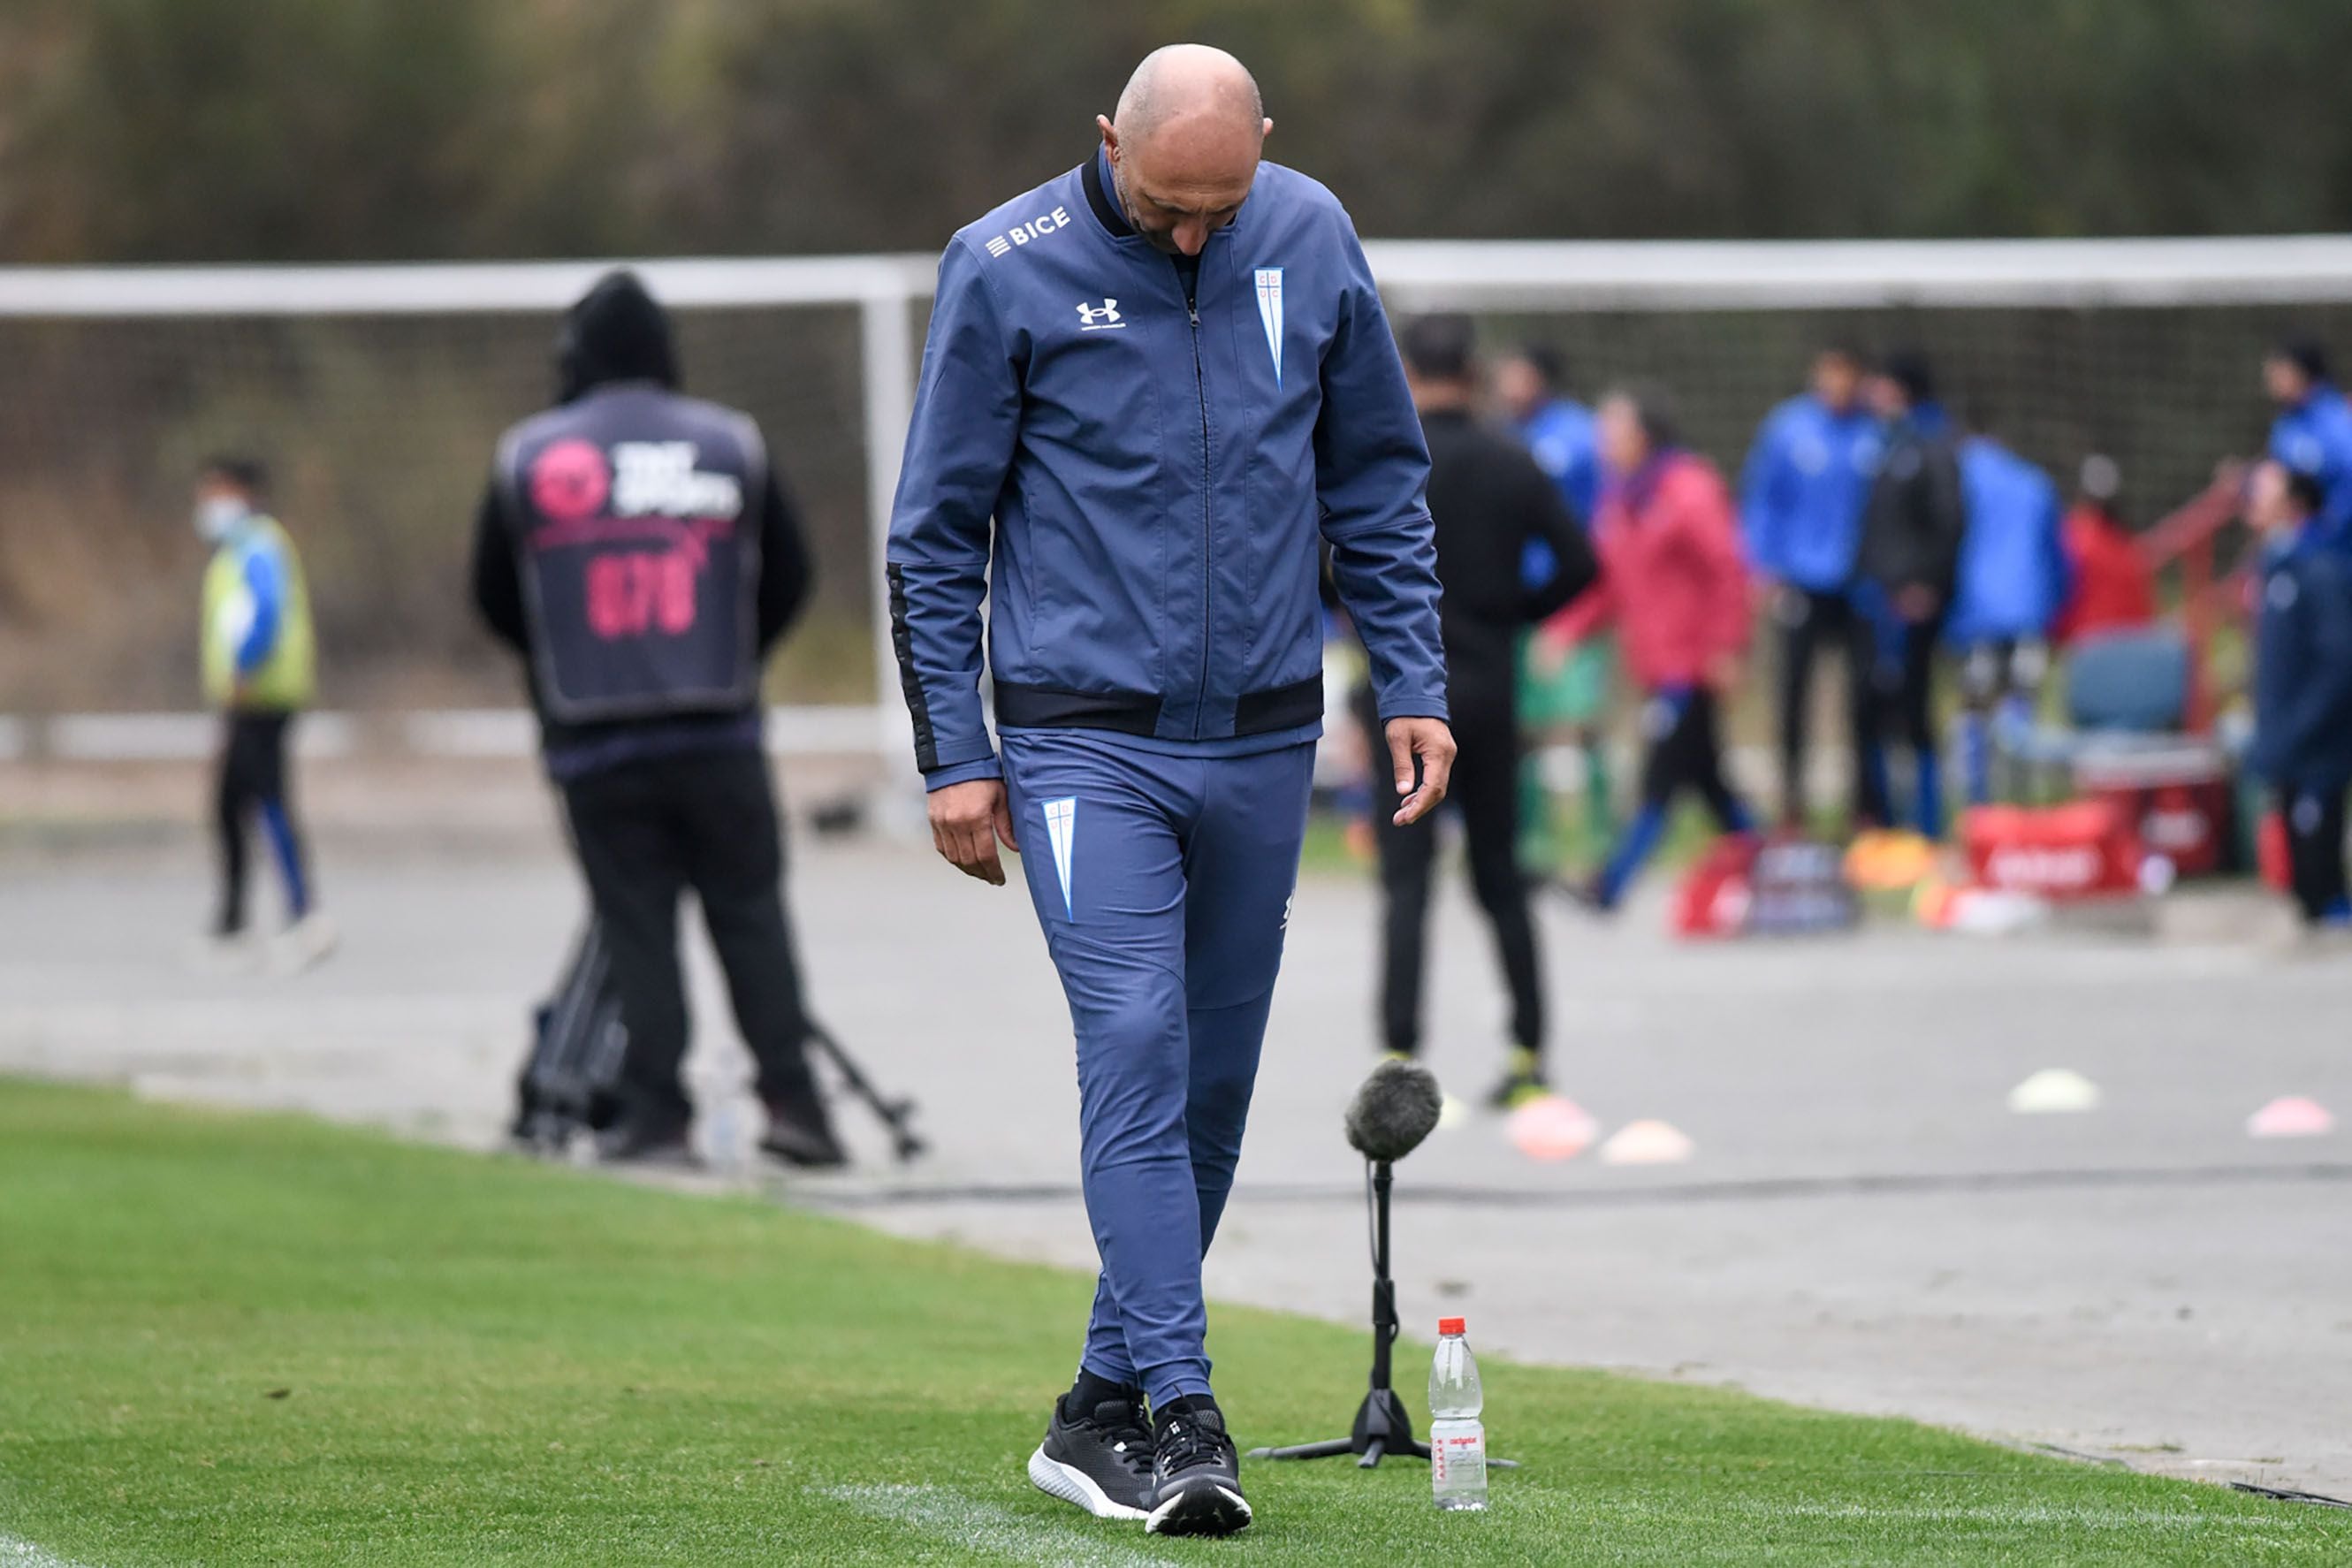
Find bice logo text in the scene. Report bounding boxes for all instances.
[985,206,1071,259]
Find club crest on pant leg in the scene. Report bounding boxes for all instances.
[1044,796,1078,919]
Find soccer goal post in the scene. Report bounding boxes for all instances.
[4,235,2348,770]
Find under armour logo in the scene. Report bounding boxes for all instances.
[1076,299,1124,331]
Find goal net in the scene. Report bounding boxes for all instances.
[0,260,925,750]
[4,238,2349,760]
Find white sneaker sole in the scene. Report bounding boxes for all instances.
[1144,1480,1252,1537]
[1026,1444,1149,1522]
[269,914,340,976]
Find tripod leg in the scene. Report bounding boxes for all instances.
[1248,1438,1358,1461]
[1357,1436,1388,1469]
[808,1027,925,1159]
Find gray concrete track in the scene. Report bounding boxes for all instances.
[3,800,2346,1496]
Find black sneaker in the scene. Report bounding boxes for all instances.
[1145,1397,1251,1537]
[1026,1391,1154,1521]
[1552,873,1620,917]
[1487,1047,1550,1111]
[759,1091,848,1169]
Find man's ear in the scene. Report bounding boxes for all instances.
[1261,118,1274,143]
[1096,114,1119,162]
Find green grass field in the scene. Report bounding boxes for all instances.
[2,1080,2342,1565]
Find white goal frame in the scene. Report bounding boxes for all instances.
[5,235,2351,768]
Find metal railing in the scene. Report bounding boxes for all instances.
[2133,463,2249,730]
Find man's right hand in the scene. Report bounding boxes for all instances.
[928,778,1019,886]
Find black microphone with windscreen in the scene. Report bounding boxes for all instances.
[1256,1054,1500,1472]
[1343,1057,1442,1164]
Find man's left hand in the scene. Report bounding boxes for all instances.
[1384,716,1456,826]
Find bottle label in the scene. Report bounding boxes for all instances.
[1432,1427,1487,1490]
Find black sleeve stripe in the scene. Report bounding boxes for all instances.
[886,562,940,773]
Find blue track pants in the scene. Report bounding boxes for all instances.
[1000,731,1313,1410]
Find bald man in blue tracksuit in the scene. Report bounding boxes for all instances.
[887,45,1450,1537]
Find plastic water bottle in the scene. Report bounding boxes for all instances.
[1428,1316,1488,1511]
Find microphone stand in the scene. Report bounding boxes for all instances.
[1248,1158,1426,1467]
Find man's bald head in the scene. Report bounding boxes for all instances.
[1096,44,1273,256]
[1115,44,1264,146]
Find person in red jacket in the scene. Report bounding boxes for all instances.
[1541,385,1756,910]
[2052,454,2157,644]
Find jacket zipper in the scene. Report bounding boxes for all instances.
[1184,262,1212,739]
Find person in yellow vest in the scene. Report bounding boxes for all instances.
[196,455,334,970]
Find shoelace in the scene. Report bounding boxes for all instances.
[1156,1416,1229,1477]
[1087,1403,1154,1478]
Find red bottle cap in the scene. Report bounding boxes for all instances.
[1438,1316,1465,1336]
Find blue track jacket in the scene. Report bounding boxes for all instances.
[1518,396,1600,591]
[887,148,1448,788]
[2252,518,2352,791]
[1739,393,1881,593]
[2270,384,2352,545]
[1948,436,2070,645]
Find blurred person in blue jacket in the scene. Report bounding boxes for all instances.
[1497,343,1602,525]
[2264,337,2352,548]
[1947,416,2070,807]
[1496,343,1612,864]
[2246,459,2352,927]
[1740,344,1884,829]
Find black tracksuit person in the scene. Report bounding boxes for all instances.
[1858,351,1967,837]
[1364,316,1597,1107]
[470,270,844,1168]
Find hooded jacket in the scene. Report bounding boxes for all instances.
[1548,451,1750,692]
[1521,395,1602,529]
[885,148,1448,788]
[1739,393,1880,593]
[2268,385,2352,546]
[1859,404,1966,612]
[1947,436,2070,644]
[470,270,813,780]
[2251,516,2352,791]
[1418,407,1596,719]
[2053,502,2156,644]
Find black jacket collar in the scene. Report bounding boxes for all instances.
[1083,146,1133,240]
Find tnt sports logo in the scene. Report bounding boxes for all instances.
[609,441,743,519]
[985,205,1071,259]
[1076,299,1125,332]
[529,439,612,523]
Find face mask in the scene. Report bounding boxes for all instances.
[194,495,250,542]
